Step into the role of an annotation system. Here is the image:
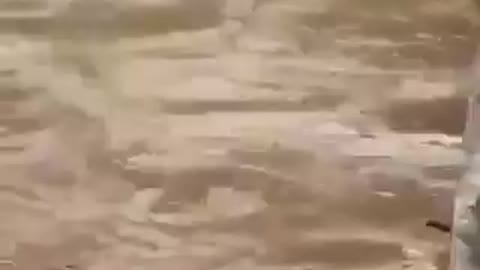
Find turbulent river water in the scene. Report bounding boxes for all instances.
[0,0,478,269]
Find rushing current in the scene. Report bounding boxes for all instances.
[0,0,478,269]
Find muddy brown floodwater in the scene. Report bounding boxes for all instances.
[0,0,478,269]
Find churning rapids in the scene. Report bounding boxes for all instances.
[0,0,478,269]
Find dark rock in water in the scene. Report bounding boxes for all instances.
[383,96,467,135]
